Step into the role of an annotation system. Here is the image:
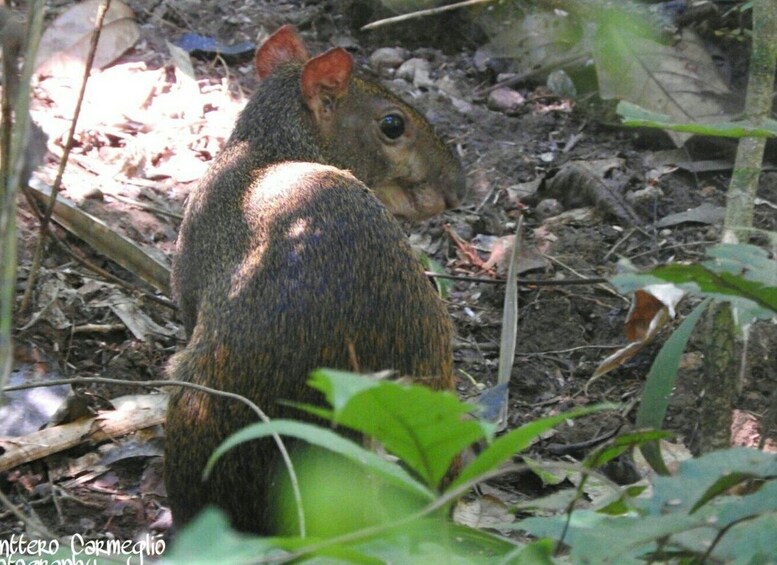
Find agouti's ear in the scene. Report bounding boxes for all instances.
[300,48,353,128]
[255,25,310,79]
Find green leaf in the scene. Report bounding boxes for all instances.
[417,251,454,298]
[450,404,615,490]
[636,299,709,474]
[205,419,434,500]
[166,508,282,564]
[705,243,777,283]
[308,369,490,489]
[271,520,519,564]
[617,101,777,138]
[642,447,777,515]
[584,429,673,469]
[649,264,777,314]
[515,449,777,563]
[505,539,556,565]
[714,513,777,565]
[519,510,711,564]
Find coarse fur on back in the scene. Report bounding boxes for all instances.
[165,26,461,535]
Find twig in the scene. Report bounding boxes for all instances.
[0,489,57,539]
[20,192,176,311]
[474,53,589,98]
[543,253,623,299]
[425,271,607,286]
[361,0,494,31]
[3,374,306,538]
[104,192,183,220]
[21,0,112,313]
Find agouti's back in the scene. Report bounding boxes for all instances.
[164,26,462,535]
[172,26,465,335]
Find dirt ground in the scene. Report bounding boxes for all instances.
[2,0,776,549]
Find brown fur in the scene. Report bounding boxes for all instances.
[165,26,462,535]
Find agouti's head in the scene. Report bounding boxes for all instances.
[255,25,465,221]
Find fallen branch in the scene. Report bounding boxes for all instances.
[0,393,166,472]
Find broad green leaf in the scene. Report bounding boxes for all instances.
[595,15,730,147]
[498,538,556,565]
[205,419,433,500]
[649,264,777,314]
[618,101,777,138]
[706,242,777,282]
[450,404,615,490]
[642,447,777,515]
[271,520,518,564]
[636,299,709,474]
[165,508,282,564]
[517,510,711,564]
[308,369,490,489]
[516,449,777,564]
[714,513,777,565]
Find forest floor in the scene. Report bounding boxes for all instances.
[2,0,776,548]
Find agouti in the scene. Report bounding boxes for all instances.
[164,25,464,535]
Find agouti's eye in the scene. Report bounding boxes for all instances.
[379,113,405,140]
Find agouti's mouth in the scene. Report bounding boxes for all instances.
[373,179,453,221]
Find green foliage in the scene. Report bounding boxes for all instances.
[415,251,453,298]
[517,448,777,564]
[617,101,777,138]
[476,0,730,146]
[172,369,776,564]
[205,418,435,499]
[634,299,710,474]
[614,243,777,324]
[611,243,777,473]
[304,369,490,489]
[451,403,613,489]
[184,371,612,562]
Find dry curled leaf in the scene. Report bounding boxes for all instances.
[592,284,684,379]
[35,0,139,77]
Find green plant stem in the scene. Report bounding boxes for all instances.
[723,0,777,243]
[0,0,44,396]
[698,0,777,454]
[700,301,739,453]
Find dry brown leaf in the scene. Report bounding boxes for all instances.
[35,0,139,77]
[592,284,684,380]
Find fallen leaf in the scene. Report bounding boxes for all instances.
[656,202,726,228]
[35,0,139,77]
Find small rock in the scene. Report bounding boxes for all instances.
[496,72,518,83]
[450,96,474,115]
[538,152,555,163]
[535,198,564,220]
[435,75,462,98]
[396,57,434,88]
[369,47,409,71]
[486,87,525,114]
[546,69,577,98]
[626,185,663,204]
[82,187,104,200]
[331,35,358,50]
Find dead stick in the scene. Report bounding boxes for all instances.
[361,0,493,31]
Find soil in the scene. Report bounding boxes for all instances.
[2,0,775,552]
